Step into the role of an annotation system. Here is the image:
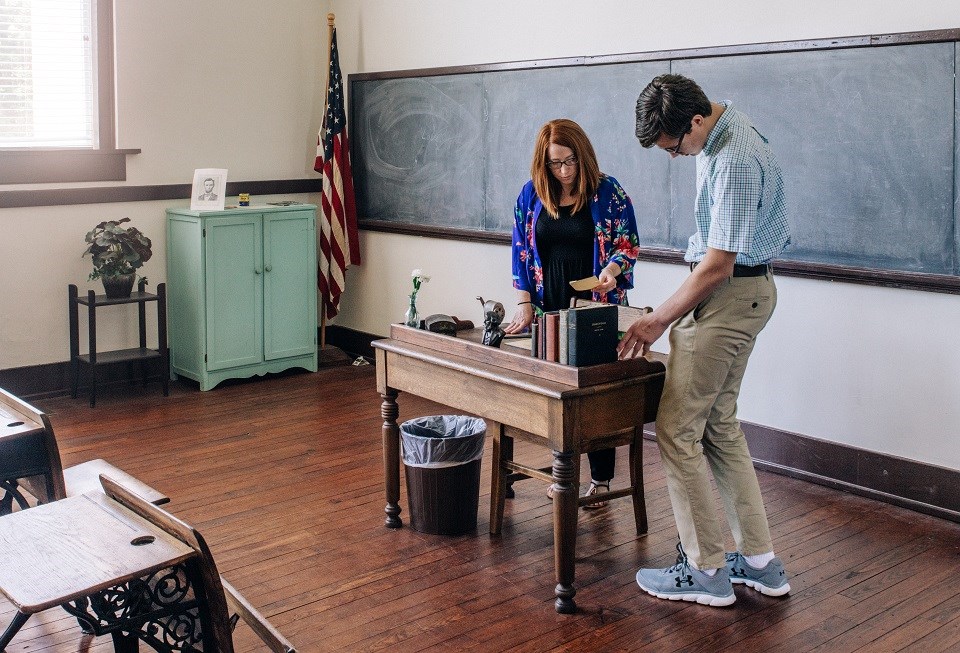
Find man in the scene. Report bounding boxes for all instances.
[620,74,791,607]
[197,177,218,201]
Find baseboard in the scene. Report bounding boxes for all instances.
[6,325,959,523]
[325,324,377,361]
[0,360,167,401]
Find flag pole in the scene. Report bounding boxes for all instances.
[319,13,335,351]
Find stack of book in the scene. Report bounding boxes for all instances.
[530,304,618,366]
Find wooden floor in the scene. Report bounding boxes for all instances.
[3,364,960,652]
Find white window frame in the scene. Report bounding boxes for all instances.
[0,0,137,184]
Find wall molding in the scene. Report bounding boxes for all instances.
[0,178,322,209]
[4,323,956,523]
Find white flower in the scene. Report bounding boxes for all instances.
[411,269,430,295]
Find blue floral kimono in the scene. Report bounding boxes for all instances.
[511,174,640,309]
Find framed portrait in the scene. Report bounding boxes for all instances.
[190,168,228,211]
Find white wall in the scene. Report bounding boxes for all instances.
[1,0,958,473]
[0,1,328,368]
[329,0,960,470]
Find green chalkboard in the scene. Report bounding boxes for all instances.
[350,31,960,293]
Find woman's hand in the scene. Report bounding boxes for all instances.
[595,263,621,293]
[503,303,534,334]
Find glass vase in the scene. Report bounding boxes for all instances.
[404,295,419,328]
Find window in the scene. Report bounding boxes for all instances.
[0,0,136,184]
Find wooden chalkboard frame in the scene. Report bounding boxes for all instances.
[350,28,960,296]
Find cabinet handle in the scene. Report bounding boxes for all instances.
[254,267,262,274]
[265,264,273,272]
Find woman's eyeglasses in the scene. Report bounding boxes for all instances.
[546,155,578,171]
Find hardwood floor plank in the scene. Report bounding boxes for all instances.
[0,366,957,652]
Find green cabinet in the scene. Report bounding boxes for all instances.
[166,205,318,390]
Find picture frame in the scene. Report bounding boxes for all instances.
[190,168,228,211]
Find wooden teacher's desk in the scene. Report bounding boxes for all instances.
[374,325,666,613]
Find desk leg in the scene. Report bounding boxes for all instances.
[630,427,649,535]
[111,631,139,653]
[489,422,507,535]
[381,389,402,528]
[0,611,30,649]
[552,449,578,614]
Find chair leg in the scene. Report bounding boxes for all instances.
[0,611,31,650]
[629,428,648,534]
[489,422,508,535]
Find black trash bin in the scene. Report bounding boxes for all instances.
[400,415,486,535]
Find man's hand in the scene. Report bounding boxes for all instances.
[617,313,667,359]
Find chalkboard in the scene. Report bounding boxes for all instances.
[350,33,960,289]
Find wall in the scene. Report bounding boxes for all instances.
[329,0,960,471]
[0,0,327,369]
[1,0,958,474]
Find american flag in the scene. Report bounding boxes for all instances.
[315,26,361,319]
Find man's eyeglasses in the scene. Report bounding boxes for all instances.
[664,125,692,155]
[546,155,578,171]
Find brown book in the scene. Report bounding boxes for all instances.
[539,315,547,359]
[545,312,560,362]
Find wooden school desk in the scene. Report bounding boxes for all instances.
[374,325,665,613]
[0,490,194,650]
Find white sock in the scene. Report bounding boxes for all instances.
[744,552,775,568]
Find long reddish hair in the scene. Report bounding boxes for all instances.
[530,119,601,217]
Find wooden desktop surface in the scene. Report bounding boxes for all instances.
[0,491,193,613]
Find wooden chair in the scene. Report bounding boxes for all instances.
[101,474,296,653]
[0,387,167,514]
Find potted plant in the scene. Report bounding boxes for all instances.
[82,218,153,298]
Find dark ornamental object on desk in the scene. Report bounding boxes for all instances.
[476,296,506,348]
[424,313,457,336]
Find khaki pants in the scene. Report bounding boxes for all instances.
[655,272,777,570]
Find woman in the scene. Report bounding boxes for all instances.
[505,118,641,506]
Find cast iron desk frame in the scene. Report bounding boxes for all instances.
[373,336,664,614]
[0,491,199,651]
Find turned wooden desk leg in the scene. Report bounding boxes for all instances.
[552,449,578,614]
[630,427,649,535]
[381,389,402,528]
[489,422,507,535]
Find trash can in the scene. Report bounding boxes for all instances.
[401,415,486,535]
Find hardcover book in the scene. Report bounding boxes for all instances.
[566,304,618,367]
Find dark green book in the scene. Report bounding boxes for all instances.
[566,304,618,367]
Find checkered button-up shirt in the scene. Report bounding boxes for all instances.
[686,102,791,266]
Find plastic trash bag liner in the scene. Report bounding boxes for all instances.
[400,415,486,468]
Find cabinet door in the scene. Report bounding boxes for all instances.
[204,215,264,370]
[263,211,317,360]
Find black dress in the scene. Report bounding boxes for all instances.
[534,202,616,482]
[535,203,594,311]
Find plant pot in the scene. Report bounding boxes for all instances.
[101,273,136,298]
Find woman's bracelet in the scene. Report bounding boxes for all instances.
[517,300,532,305]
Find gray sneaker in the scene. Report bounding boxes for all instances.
[636,543,736,607]
[725,552,791,596]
